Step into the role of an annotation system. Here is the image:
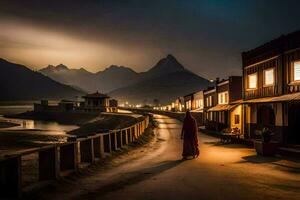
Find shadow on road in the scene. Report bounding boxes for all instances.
[240,155,281,163]
[237,155,300,173]
[77,159,184,199]
[203,141,251,149]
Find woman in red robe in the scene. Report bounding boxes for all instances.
[181,111,200,159]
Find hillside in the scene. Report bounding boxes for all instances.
[39,64,95,92]
[0,59,83,101]
[40,64,139,93]
[109,70,211,104]
[38,54,212,104]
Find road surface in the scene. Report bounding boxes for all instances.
[32,114,300,200]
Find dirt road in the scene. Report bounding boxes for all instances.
[31,114,300,200]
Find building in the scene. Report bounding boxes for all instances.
[82,91,117,112]
[184,92,195,111]
[204,77,242,131]
[204,87,217,130]
[173,96,185,112]
[109,99,118,112]
[242,30,300,144]
[34,100,76,112]
[193,90,204,112]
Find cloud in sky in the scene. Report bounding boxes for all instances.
[1,0,300,78]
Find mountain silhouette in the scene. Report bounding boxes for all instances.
[0,58,83,100]
[108,55,212,104]
[38,54,212,104]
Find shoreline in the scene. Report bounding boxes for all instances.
[0,111,146,156]
[0,121,20,128]
[5,111,99,126]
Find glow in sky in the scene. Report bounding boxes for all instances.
[1,0,300,78]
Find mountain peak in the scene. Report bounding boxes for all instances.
[147,54,185,76]
[166,54,176,60]
[99,65,137,74]
[56,64,68,71]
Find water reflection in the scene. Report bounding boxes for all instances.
[0,104,78,135]
[0,116,78,135]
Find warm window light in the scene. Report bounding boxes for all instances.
[206,96,212,107]
[218,91,228,104]
[294,61,300,81]
[264,68,274,86]
[195,99,203,109]
[248,73,257,89]
[186,100,191,110]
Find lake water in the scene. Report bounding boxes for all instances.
[0,104,78,135]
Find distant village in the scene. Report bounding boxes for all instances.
[34,30,300,149]
[153,30,300,147]
[34,91,118,113]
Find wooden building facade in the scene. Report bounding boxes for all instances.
[204,77,242,132]
[242,30,300,144]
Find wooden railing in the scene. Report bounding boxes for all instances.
[245,85,278,99]
[0,116,149,198]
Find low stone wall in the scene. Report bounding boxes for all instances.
[0,116,150,198]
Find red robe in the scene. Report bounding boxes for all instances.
[181,114,199,157]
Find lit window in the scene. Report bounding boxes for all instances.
[294,61,300,81]
[206,97,212,107]
[186,100,191,110]
[218,92,228,104]
[264,68,274,86]
[225,93,228,103]
[248,73,257,89]
[195,100,199,108]
[199,99,203,109]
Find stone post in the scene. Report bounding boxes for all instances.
[0,156,21,198]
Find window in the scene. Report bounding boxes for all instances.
[206,96,212,107]
[208,112,213,121]
[186,100,191,110]
[199,99,203,109]
[195,99,203,109]
[218,92,228,104]
[234,114,240,124]
[293,61,300,81]
[264,68,274,86]
[248,73,257,89]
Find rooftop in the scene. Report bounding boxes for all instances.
[83,91,109,99]
[242,30,300,66]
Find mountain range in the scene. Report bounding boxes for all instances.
[0,55,212,103]
[39,55,212,104]
[39,64,139,93]
[0,58,83,101]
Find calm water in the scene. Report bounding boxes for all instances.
[0,105,78,135]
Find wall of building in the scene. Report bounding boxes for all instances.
[229,76,242,102]
[230,105,242,131]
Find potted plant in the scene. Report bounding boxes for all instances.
[254,127,278,156]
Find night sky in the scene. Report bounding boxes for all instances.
[1,0,300,79]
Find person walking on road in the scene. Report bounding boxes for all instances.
[181,110,200,160]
